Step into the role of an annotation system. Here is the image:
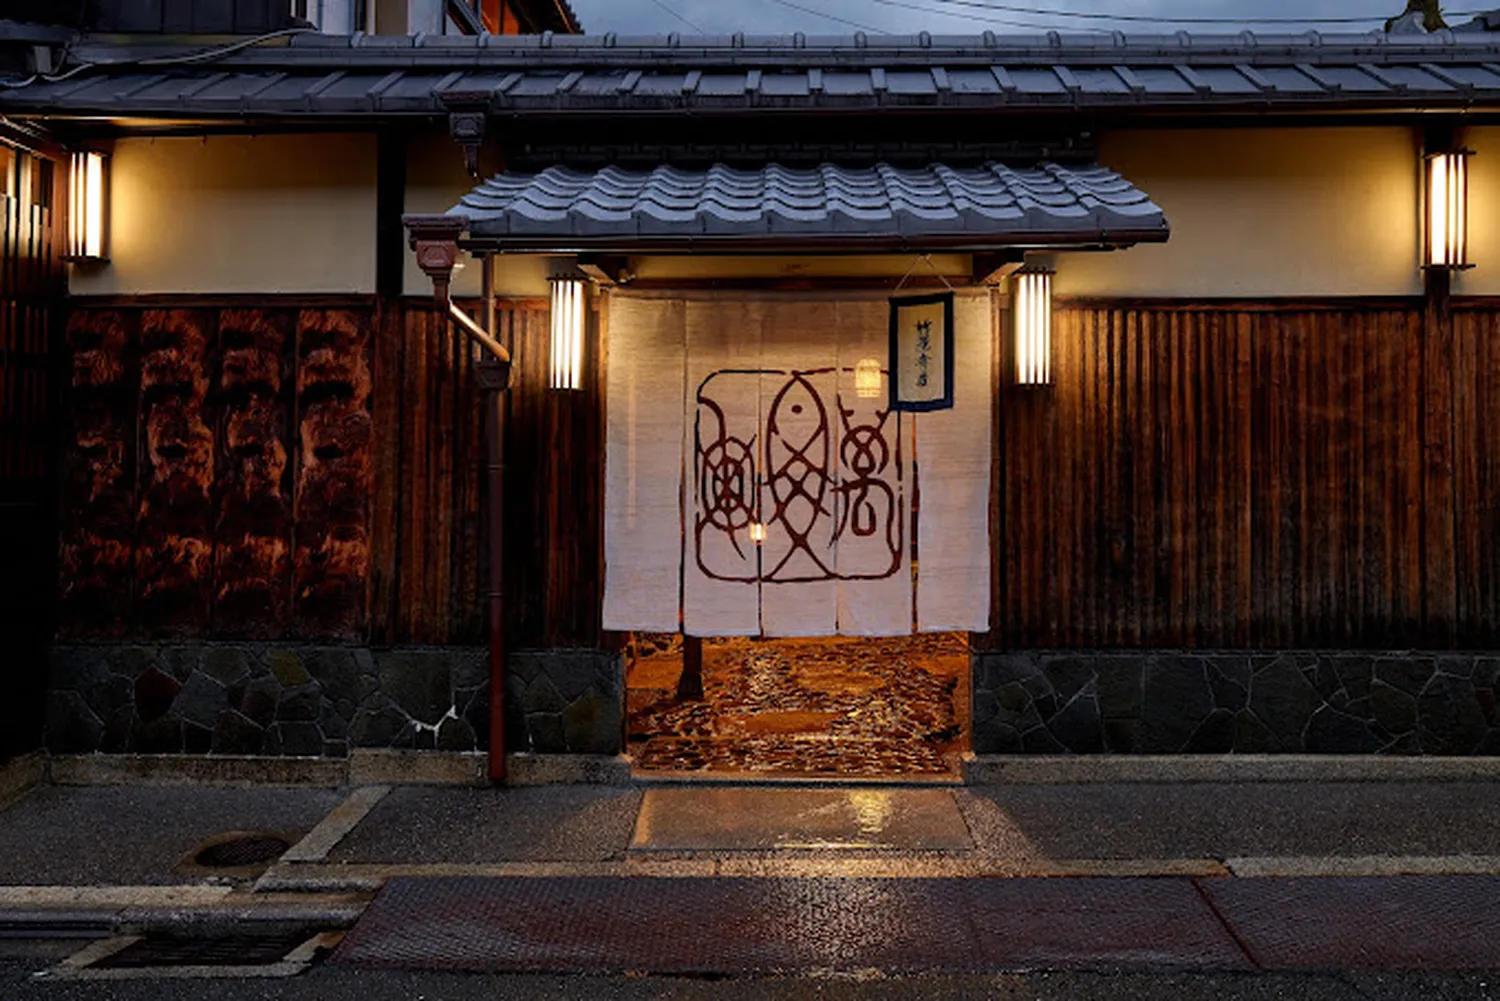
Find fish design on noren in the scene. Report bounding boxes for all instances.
[694,368,906,585]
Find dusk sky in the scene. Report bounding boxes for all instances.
[567,0,1487,36]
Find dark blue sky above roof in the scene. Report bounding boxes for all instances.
[569,0,1487,35]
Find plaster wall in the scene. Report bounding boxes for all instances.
[1060,126,1424,299]
[71,134,378,296]
[404,131,486,299]
[1457,125,1500,296]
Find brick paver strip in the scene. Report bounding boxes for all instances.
[332,876,1247,974]
[1201,876,1500,971]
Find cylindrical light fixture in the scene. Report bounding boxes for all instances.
[67,151,108,261]
[854,358,884,399]
[1426,148,1474,271]
[549,278,586,391]
[1013,269,1053,386]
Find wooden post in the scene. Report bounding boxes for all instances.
[676,635,705,702]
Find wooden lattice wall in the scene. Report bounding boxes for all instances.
[0,140,63,753]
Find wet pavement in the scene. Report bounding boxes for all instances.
[0,785,342,886]
[332,874,1500,975]
[3,771,1500,990]
[631,788,973,851]
[326,786,642,865]
[627,634,968,777]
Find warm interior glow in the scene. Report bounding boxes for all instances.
[68,151,107,260]
[749,522,767,543]
[550,279,586,390]
[1427,151,1471,270]
[854,357,883,399]
[1014,270,1052,386]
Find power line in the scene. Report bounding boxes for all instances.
[765,0,891,32]
[864,0,1113,31]
[649,0,705,33]
[858,0,1485,26]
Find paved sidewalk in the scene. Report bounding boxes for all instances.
[0,769,1498,986]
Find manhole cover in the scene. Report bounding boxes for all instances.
[193,835,291,869]
[93,933,311,969]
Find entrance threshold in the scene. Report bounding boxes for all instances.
[628,767,963,788]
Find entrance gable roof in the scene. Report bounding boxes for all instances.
[434,160,1169,252]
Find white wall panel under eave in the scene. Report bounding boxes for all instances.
[1455,126,1500,296]
[1058,127,1424,299]
[71,134,377,296]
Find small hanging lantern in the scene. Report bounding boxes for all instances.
[1425,148,1474,271]
[748,522,767,544]
[67,150,109,261]
[854,358,884,399]
[1013,268,1053,387]
[549,277,586,391]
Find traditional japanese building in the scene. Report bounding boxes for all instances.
[6,1,1500,778]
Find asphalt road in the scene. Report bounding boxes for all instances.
[2,958,1499,1001]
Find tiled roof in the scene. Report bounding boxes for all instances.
[441,161,1168,250]
[7,30,1500,118]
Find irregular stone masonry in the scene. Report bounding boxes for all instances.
[46,644,490,756]
[972,651,1500,756]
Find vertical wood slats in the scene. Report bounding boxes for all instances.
[500,298,604,649]
[0,149,58,495]
[986,300,1495,651]
[366,296,602,650]
[368,299,485,647]
[0,143,62,754]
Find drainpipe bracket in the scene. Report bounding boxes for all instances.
[476,357,512,392]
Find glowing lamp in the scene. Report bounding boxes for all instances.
[749,522,767,544]
[854,358,883,399]
[67,151,108,261]
[1426,149,1474,271]
[1013,269,1053,387]
[549,278,586,391]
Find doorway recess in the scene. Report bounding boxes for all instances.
[625,633,970,780]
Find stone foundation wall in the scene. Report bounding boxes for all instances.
[46,644,490,756]
[503,650,623,756]
[973,651,1500,756]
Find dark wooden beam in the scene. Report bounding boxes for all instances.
[973,250,1026,286]
[576,254,631,286]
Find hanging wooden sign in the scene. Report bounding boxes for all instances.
[888,292,955,411]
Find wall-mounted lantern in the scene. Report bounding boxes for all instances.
[549,277,587,391]
[1013,268,1053,387]
[1426,148,1474,272]
[66,151,108,261]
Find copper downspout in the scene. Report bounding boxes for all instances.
[478,269,508,783]
[407,218,512,780]
[429,251,511,782]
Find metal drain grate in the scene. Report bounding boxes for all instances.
[193,835,291,869]
[93,933,311,969]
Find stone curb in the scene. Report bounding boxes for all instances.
[40,752,628,788]
[963,754,1500,784]
[0,889,369,939]
[1226,855,1500,877]
[349,751,488,786]
[36,752,1500,789]
[253,858,1232,891]
[49,754,347,788]
[0,752,45,807]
